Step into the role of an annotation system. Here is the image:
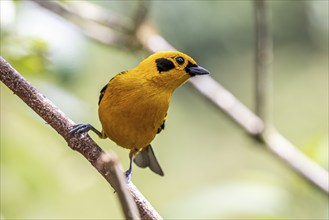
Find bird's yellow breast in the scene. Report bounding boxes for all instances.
[98,72,171,152]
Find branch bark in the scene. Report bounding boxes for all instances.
[0,56,163,219]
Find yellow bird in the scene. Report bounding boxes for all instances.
[70,51,209,179]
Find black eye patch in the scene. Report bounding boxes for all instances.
[156,58,175,73]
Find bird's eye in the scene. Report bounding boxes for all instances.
[176,57,185,65]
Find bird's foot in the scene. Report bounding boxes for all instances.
[69,123,92,136]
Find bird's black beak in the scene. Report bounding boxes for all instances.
[186,65,210,77]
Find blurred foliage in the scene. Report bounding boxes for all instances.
[1,34,49,75]
[1,0,328,219]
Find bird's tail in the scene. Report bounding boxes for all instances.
[133,144,164,176]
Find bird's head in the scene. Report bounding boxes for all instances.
[135,51,209,91]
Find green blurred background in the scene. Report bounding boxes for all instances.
[1,0,328,219]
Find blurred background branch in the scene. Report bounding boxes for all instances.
[30,0,328,194]
[254,0,273,124]
[31,0,140,49]
[254,0,328,194]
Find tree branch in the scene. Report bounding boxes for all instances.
[0,56,163,219]
[27,0,329,194]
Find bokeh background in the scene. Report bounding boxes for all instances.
[1,0,328,219]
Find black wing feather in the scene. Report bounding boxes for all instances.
[157,120,166,134]
[98,84,108,105]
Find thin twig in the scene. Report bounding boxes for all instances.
[126,182,163,220]
[254,0,273,124]
[0,56,165,219]
[29,0,329,194]
[95,153,141,220]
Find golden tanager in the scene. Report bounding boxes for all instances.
[70,51,209,179]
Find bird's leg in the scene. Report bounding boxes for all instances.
[69,123,104,138]
[125,151,134,182]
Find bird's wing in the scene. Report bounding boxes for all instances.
[98,71,127,105]
[98,84,108,105]
[157,119,166,134]
[156,112,167,134]
[133,144,164,176]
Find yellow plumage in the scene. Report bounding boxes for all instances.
[99,52,191,151]
[71,51,209,178]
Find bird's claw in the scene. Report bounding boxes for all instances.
[125,170,132,183]
[69,124,92,136]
